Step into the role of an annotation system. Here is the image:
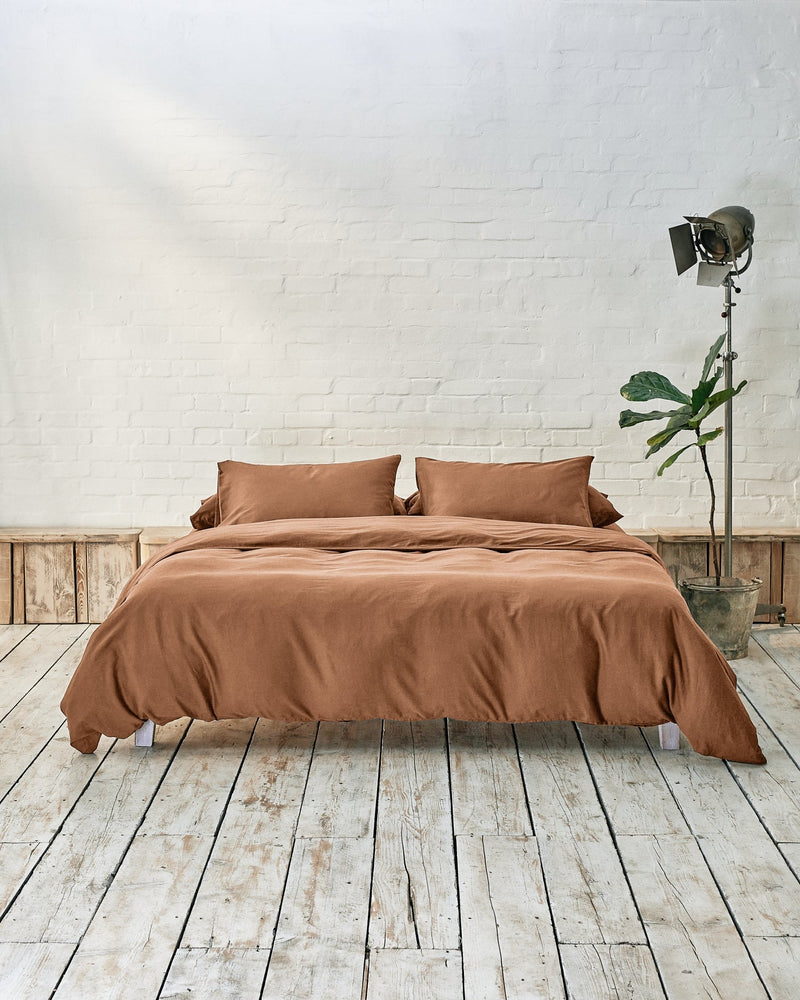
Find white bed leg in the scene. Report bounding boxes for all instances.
[658,722,680,750]
[134,719,155,747]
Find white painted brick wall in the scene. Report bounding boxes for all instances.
[1,0,799,528]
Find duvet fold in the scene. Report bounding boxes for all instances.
[61,516,765,764]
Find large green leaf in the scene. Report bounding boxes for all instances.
[645,426,685,458]
[690,372,722,415]
[619,406,688,429]
[696,427,723,446]
[620,371,691,405]
[703,380,748,417]
[701,334,726,381]
[657,443,696,476]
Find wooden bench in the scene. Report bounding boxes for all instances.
[0,529,140,625]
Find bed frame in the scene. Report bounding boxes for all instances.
[132,718,682,750]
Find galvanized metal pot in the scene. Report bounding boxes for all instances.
[679,577,762,660]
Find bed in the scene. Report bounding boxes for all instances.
[60,455,765,764]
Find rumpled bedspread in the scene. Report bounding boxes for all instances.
[61,516,765,763]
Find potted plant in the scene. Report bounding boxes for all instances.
[619,334,761,658]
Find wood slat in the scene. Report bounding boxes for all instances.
[51,719,255,999]
[0,624,36,661]
[643,727,800,937]
[559,944,665,1000]
[136,719,256,837]
[0,623,86,723]
[576,724,687,836]
[0,720,189,948]
[261,838,373,1000]
[0,943,76,1000]
[657,540,707,588]
[0,728,114,917]
[160,946,268,999]
[617,834,768,1000]
[0,529,140,543]
[515,722,645,945]
[294,720,382,839]
[0,627,95,806]
[744,936,800,1000]
[0,544,11,624]
[178,720,316,951]
[457,834,564,1000]
[731,540,773,622]
[52,833,214,999]
[447,720,532,836]
[23,543,76,623]
[784,542,800,623]
[753,623,800,688]
[369,720,459,950]
[734,632,800,761]
[86,540,138,621]
[74,542,88,624]
[728,692,800,843]
[365,949,462,1000]
[11,544,25,624]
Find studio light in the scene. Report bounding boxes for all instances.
[669,205,755,286]
[667,206,757,583]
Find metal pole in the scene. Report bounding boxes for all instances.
[722,275,737,579]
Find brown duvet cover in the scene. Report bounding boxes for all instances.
[61,516,765,764]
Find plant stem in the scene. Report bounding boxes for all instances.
[698,438,721,585]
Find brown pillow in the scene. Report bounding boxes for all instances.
[588,486,623,527]
[189,494,219,529]
[406,482,622,528]
[217,456,402,525]
[192,489,407,528]
[414,456,594,527]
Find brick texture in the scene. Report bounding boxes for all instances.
[1,1,798,528]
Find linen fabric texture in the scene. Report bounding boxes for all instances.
[61,516,764,765]
[216,455,401,524]
[414,456,596,526]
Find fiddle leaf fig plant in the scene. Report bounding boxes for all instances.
[619,333,747,585]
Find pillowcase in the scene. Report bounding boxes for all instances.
[587,486,623,527]
[413,456,594,527]
[190,494,219,529]
[190,488,408,528]
[405,483,623,527]
[216,455,402,525]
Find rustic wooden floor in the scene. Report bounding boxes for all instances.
[0,625,799,999]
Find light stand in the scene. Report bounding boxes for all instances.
[721,274,738,578]
[669,206,786,623]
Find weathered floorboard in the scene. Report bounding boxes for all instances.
[50,720,255,999]
[559,943,665,1000]
[0,623,87,723]
[457,834,564,1000]
[365,948,463,1000]
[745,935,800,999]
[0,624,36,661]
[369,719,459,950]
[160,946,268,1000]
[294,720,382,839]
[261,837,373,1000]
[643,726,800,937]
[516,722,645,945]
[0,720,189,947]
[618,834,769,1000]
[448,720,532,836]
[178,719,316,951]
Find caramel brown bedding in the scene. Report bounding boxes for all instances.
[61,517,765,763]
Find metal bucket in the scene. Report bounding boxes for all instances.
[679,576,762,660]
